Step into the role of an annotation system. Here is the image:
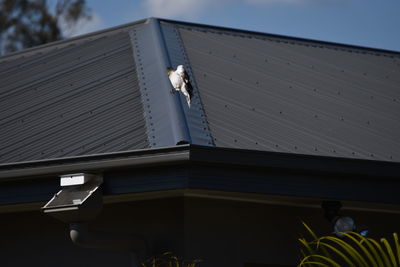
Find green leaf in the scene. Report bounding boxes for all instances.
[299,254,340,267]
[316,236,368,267]
[369,237,393,267]
[355,232,385,267]
[394,233,400,266]
[302,222,318,241]
[381,237,397,267]
[300,223,333,260]
[299,238,316,254]
[316,240,356,267]
[300,249,313,267]
[341,232,378,267]
[299,261,331,267]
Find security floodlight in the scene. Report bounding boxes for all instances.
[42,173,103,223]
[333,216,356,237]
[321,201,367,237]
[60,173,91,186]
[42,173,147,256]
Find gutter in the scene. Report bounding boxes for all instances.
[189,145,400,179]
[1,144,400,181]
[0,144,399,209]
[0,145,190,181]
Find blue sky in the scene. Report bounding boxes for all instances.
[69,0,400,51]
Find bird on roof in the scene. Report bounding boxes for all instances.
[167,65,193,108]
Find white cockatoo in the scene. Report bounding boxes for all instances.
[167,65,193,108]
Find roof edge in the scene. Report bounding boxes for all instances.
[1,144,399,181]
[160,18,400,56]
[2,17,398,60]
[0,145,190,181]
[189,145,400,178]
[0,18,149,60]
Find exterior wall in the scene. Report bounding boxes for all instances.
[0,196,399,267]
[183,197,400,267]
[184,197,326,267]
[0,198,184,267]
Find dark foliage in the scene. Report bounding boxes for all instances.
[0,0,91,54]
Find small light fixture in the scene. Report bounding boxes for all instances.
[42,173,103,223]
[321,201,367,237]
[333,216,355,237]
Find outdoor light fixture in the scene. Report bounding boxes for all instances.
[42,173,103,222]
[333,216,356,236]
[321,201,367,237]
[42,173,148,263]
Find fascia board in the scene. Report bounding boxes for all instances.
[1,144,399,181]
[189,145,400,179]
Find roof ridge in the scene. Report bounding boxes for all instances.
[159,21,215,146]
[2,17,397,61]
[129,18,192,147]
[160,18,400,57]
[0,19,148,61]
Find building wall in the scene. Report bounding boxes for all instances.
[0,198,184,267]
[0,196,399,267]
[184,197,326,267]
[183,197,400,267]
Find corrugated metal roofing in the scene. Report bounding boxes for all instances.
[160,21,214,146]
[0,28,149,164]
[177,24,400,162]
[1,18,399,166]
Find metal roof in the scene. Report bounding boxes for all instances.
[176,22,400,162]
[1,18,399,167]
[0,26,149,164]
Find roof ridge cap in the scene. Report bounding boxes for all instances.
[129,18,192,147]
[161,18,400,57]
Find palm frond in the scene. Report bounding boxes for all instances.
[141,252,201,267]
[299,223,400,267]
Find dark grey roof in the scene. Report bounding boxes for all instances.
[0,24,149,164]
[176,22,400,162]
[1,18,399,167]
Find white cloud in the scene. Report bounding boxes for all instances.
[59,13,104,37]
[143,0,218,19]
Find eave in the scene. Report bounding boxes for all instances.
[0,144,190,180]
[0,145,399,207]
